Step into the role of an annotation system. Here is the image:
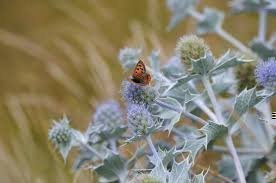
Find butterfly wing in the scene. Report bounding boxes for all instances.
[130,60,151,86]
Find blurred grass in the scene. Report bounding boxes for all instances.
[0,0,275,182]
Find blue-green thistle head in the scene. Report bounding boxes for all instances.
[93,100,123,129]
[121,81,158,107]
[127,104,154,136]
[48,116,73,147]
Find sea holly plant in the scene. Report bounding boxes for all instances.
[48,1,276,183]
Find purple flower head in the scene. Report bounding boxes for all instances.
[92,100,123,130]
[127,104,154,136]
[255,58,276,89]
[121,81,157,107]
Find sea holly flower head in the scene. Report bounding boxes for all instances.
[118,47,142,70]
[176,35,209,71]
[48,116,74,160]
[255,57,276,89]
[235,62,257,92]
[93,100,123,130]
[127,104,154,137]
[121,80,158,107]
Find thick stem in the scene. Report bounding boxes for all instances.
[109,139,118,153]
[201,76,224,124]
[212,145,266,155]
[80,141,105,160]
[155,100,207,125]
[258,9,267,42]
[201,76,246,183]
[225,136,246,183]
[215,27,252,54]
[188,9,251,54]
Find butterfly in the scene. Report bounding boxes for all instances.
[129,60,151,86]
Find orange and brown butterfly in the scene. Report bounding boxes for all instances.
[129,60,151,86]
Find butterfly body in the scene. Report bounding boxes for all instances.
[129,60,151,86]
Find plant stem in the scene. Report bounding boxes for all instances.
[212,145,266,155]
[146,135,165,171]
[201,76,224,124]
[188,9,251,54]
[80,141,105,160]
[109,139,118,153]
[201,75,246,183]
[155,100,207,125]
[225,136,246,183]
[258,9,267,42]
[215,27,252,53]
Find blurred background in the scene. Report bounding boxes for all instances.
[0,0,275,182]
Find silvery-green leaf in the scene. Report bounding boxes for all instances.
[149,50,160,74]
[210,50,253,75]
[191,52,215,75]
[149,148,175,167]
[178,137,206,161]
[59,142,73,162]
[250,40,276,60]
[150,163,167,182]
[167,85,200,104]
[98,126,127,142]
[94,153,128,182]
[162,56,186,80]
[241,114,274,151]
[227,87,269,126]
[197,8,224,35]
[166,0,199,30]
[175,74,200,86]
[164,113,182,133]
[155,97,182,118]
[247,170,266,183]
[199,122,228,148]
[193,171,208,183]
[168,159,192,183]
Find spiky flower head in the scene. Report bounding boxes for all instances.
[176,35,209,70]
[93,100,123,130]
[127,104,154,136]
[255,57,276,89]
[235,62,258,92]
[48,116,73,160]
[162,56,185,79]
[118,47,142,70]
[122,81,158,107]
[130,174,162,183]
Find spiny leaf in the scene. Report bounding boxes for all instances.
[197,8,224,35]
[168,159,192,183]
[94,153,128,182]
[210,50,253,75]
[199,122,228,148]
